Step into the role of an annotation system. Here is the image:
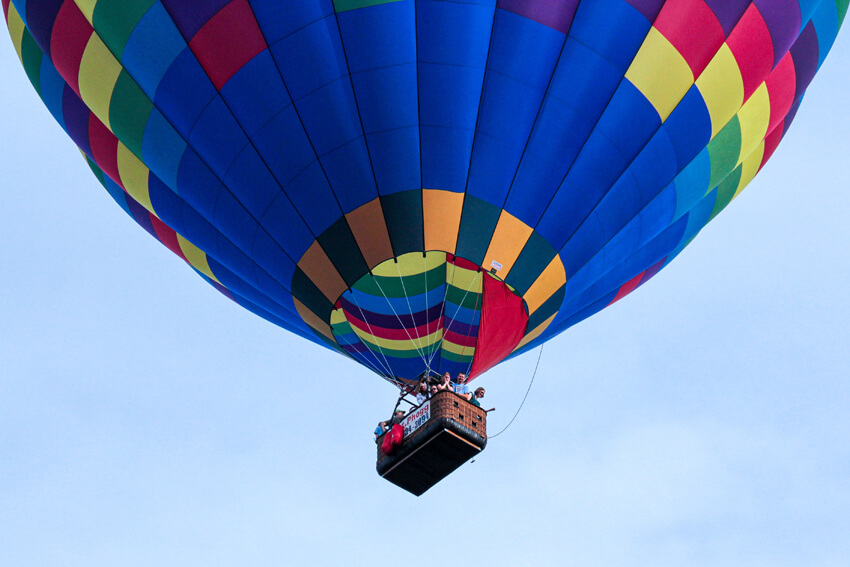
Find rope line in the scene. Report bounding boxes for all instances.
[489,344,543,439]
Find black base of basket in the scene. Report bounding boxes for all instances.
[376,417,486,496]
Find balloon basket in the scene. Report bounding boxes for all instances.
[375,391,487,496]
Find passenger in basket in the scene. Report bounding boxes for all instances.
[470,387,485,408]
[374,421,388,441]
[416,381,430,406]
[389,409,406,426]
[453,372,471,400]
[436,372,453,392]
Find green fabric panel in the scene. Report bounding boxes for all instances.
[85,155,107,186]
[446,284,482,311]
[837,0,849,26]
[317,217,369,288]
[382,190,424,256]
[709,165,742,221]
[439,349,475,364]
[92,0,157,60]
[20,31,43,97]
[109,71,153,159]
[291,267,333,323]
[505,231,557,296]
[707,116,742,191]
[330,320,355,334]
[353,261,446,297]
[526,284,564,332]
[334,0,403,12]
[455,196,501,265]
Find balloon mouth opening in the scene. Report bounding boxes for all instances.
[328,251,529,384]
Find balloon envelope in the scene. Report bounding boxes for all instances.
[3,0,845,384]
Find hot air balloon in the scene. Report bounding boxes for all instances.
[4,0,845,493]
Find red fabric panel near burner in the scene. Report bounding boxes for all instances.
[469,274,528,378]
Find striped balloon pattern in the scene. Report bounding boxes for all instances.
[3,0,846,385]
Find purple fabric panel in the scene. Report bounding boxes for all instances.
[160,0,233,39]
[782,96,803,135]
[790,21,820,101]
[703,0,751,36]
[61,85,92,156]
[754,0,802,66]
[623,0,665,22]
[442,319,477,338]
[340,297,444,329]
[24,0,63,57]
[637,258,666,288]
[126,197,158,239]
[497,0,579,34]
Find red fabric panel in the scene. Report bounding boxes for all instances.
[727,5,774,100]
[469,274,528,378]
[654,0,725,77]
[189,0,267,90]
[50,1,93,95]
[765,54,796,133]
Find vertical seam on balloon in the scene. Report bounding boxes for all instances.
[455,1,501,261]
[330,5,392,259]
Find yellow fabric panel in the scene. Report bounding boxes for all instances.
[514,313,557,352]
[330,308,347,325]
[447,263,482,293]
[116,144,153,212]
[523,255,566,315]
[176,234,220,284]
[297,241,348,303]
[372,250,445,277]
[441,339,475,357]
[734,141,765,199]
[422,189,463,253]
[736,84,770,166]
[73,0,98,24]
[78,35,122,131]
[345,198,394,269]
[481,210,533,279]
[696,44,744,138]
[294,298,335,341]
[349,324,442,350]
[6,3,25,64]
[625,27,693,121]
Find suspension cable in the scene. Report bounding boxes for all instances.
[488,345,543,439]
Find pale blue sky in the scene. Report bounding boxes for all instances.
[1,29,849,567]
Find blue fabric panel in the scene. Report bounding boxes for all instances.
[154,46,216,137]
[348,285,447,316]
[188,96,249,177]
[126,197,157,238]
[367,127,421,195]
[336,0,416,73]
[672,148,711,220]
[270,15,348,101]
[505,38,622,226]
[568,0,651,73]
[420,126,473,192]
[599,216,642,273]
[281,160,341,234]
[102,176,132,217]
[662,86,712,170]
[419,64,485,191]
[799,0,822,31]
[812,1,840,67]
[39,59,66,129]
[14,0,28,26]
[560,213,605,282]
[295,78,362,156]
[252,106,316,187]
[444,303,481,326]
[260,192,316,260]
[679,189,716,245]
[160,0,230,40]
[250,229,297,286]
[219,50,291,137]
[123,2,185,99]
[180,203,221,258]
[320,138,379,213]
[251,264,300,316]
[466,10,565,205]
[213,190,260,252]
[223,146,283,218]
[175,148,223,217]
[627,128,678,205]
[417,0,494,67]
[250,0,334,44]
[637,184,676,245]
[147,173,185,232]
[142,109,187,189]
[536,132,629,250]
[352,64,418,133]
[589,172,642,243]
[596,80,660,162]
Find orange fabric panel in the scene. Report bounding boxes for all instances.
[422,189,463,253]
[345,198,394,269]
[297,241,348,303]
[481,210,533,278]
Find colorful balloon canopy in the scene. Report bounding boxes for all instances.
[4,0,845,385]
